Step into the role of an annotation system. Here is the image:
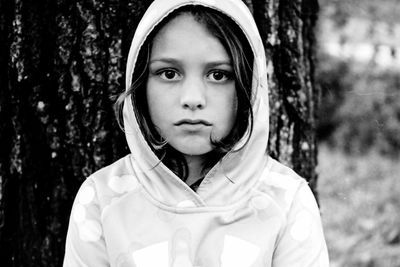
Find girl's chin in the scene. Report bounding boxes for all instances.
[171,142,213,157]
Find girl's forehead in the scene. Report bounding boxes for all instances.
[154,13,205,39]
[150,13,229,60]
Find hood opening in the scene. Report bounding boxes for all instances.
[119,4,255,183]
[118,0,270,206]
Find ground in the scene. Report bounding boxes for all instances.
[317,144,400,267]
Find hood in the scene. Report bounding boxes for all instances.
[123,0,270,208]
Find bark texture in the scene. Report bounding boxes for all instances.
[248,0,319,190]
[0,0,319,266]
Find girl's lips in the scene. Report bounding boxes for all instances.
[174,119,212,126]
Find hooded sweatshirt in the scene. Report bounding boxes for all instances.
[63,0,329,266]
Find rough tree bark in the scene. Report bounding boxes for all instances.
[0,0,319,266]
[249,0,320,190]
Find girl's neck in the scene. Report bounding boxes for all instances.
[184,154,207,186]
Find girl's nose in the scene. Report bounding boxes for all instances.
[180,77,206,110]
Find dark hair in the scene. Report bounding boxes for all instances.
[115,5,254,182]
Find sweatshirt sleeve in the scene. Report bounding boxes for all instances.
[272,181,329,267]
[63,178,109,267]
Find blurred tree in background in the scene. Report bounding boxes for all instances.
[316,0,400,266]
[317,0,400,157]
[0,0,319,266]
[317,55,400,156]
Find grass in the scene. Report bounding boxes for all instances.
[317,144,400,267]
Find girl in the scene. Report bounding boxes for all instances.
[64,0,329,266]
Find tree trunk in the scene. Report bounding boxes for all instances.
[0,0,319,266]
[248,0,320,191]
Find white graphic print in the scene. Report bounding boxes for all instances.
[132,242,169,267]
[108,174,139,194]
[126,236,260,267]
[176,200,197,208]
[78,185,95,204]
[78,219,102,242]
[290,210,313,242]
[220,235,260,267]
[74,184,103,242]
[128,234,260,267]
[172,228,193,267]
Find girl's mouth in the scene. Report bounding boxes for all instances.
[174,119,212,126]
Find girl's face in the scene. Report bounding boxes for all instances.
[146,13,237,158]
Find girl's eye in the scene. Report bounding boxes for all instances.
[158,69,181,81]
[208,71,232,82]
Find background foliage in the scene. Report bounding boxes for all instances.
[317,0,400,157]
[316,0,400,265]
[317,55,400,156]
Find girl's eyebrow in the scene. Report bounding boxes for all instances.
[149,57,232,68]
[149,57,179,64]
[205,61,232,69]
